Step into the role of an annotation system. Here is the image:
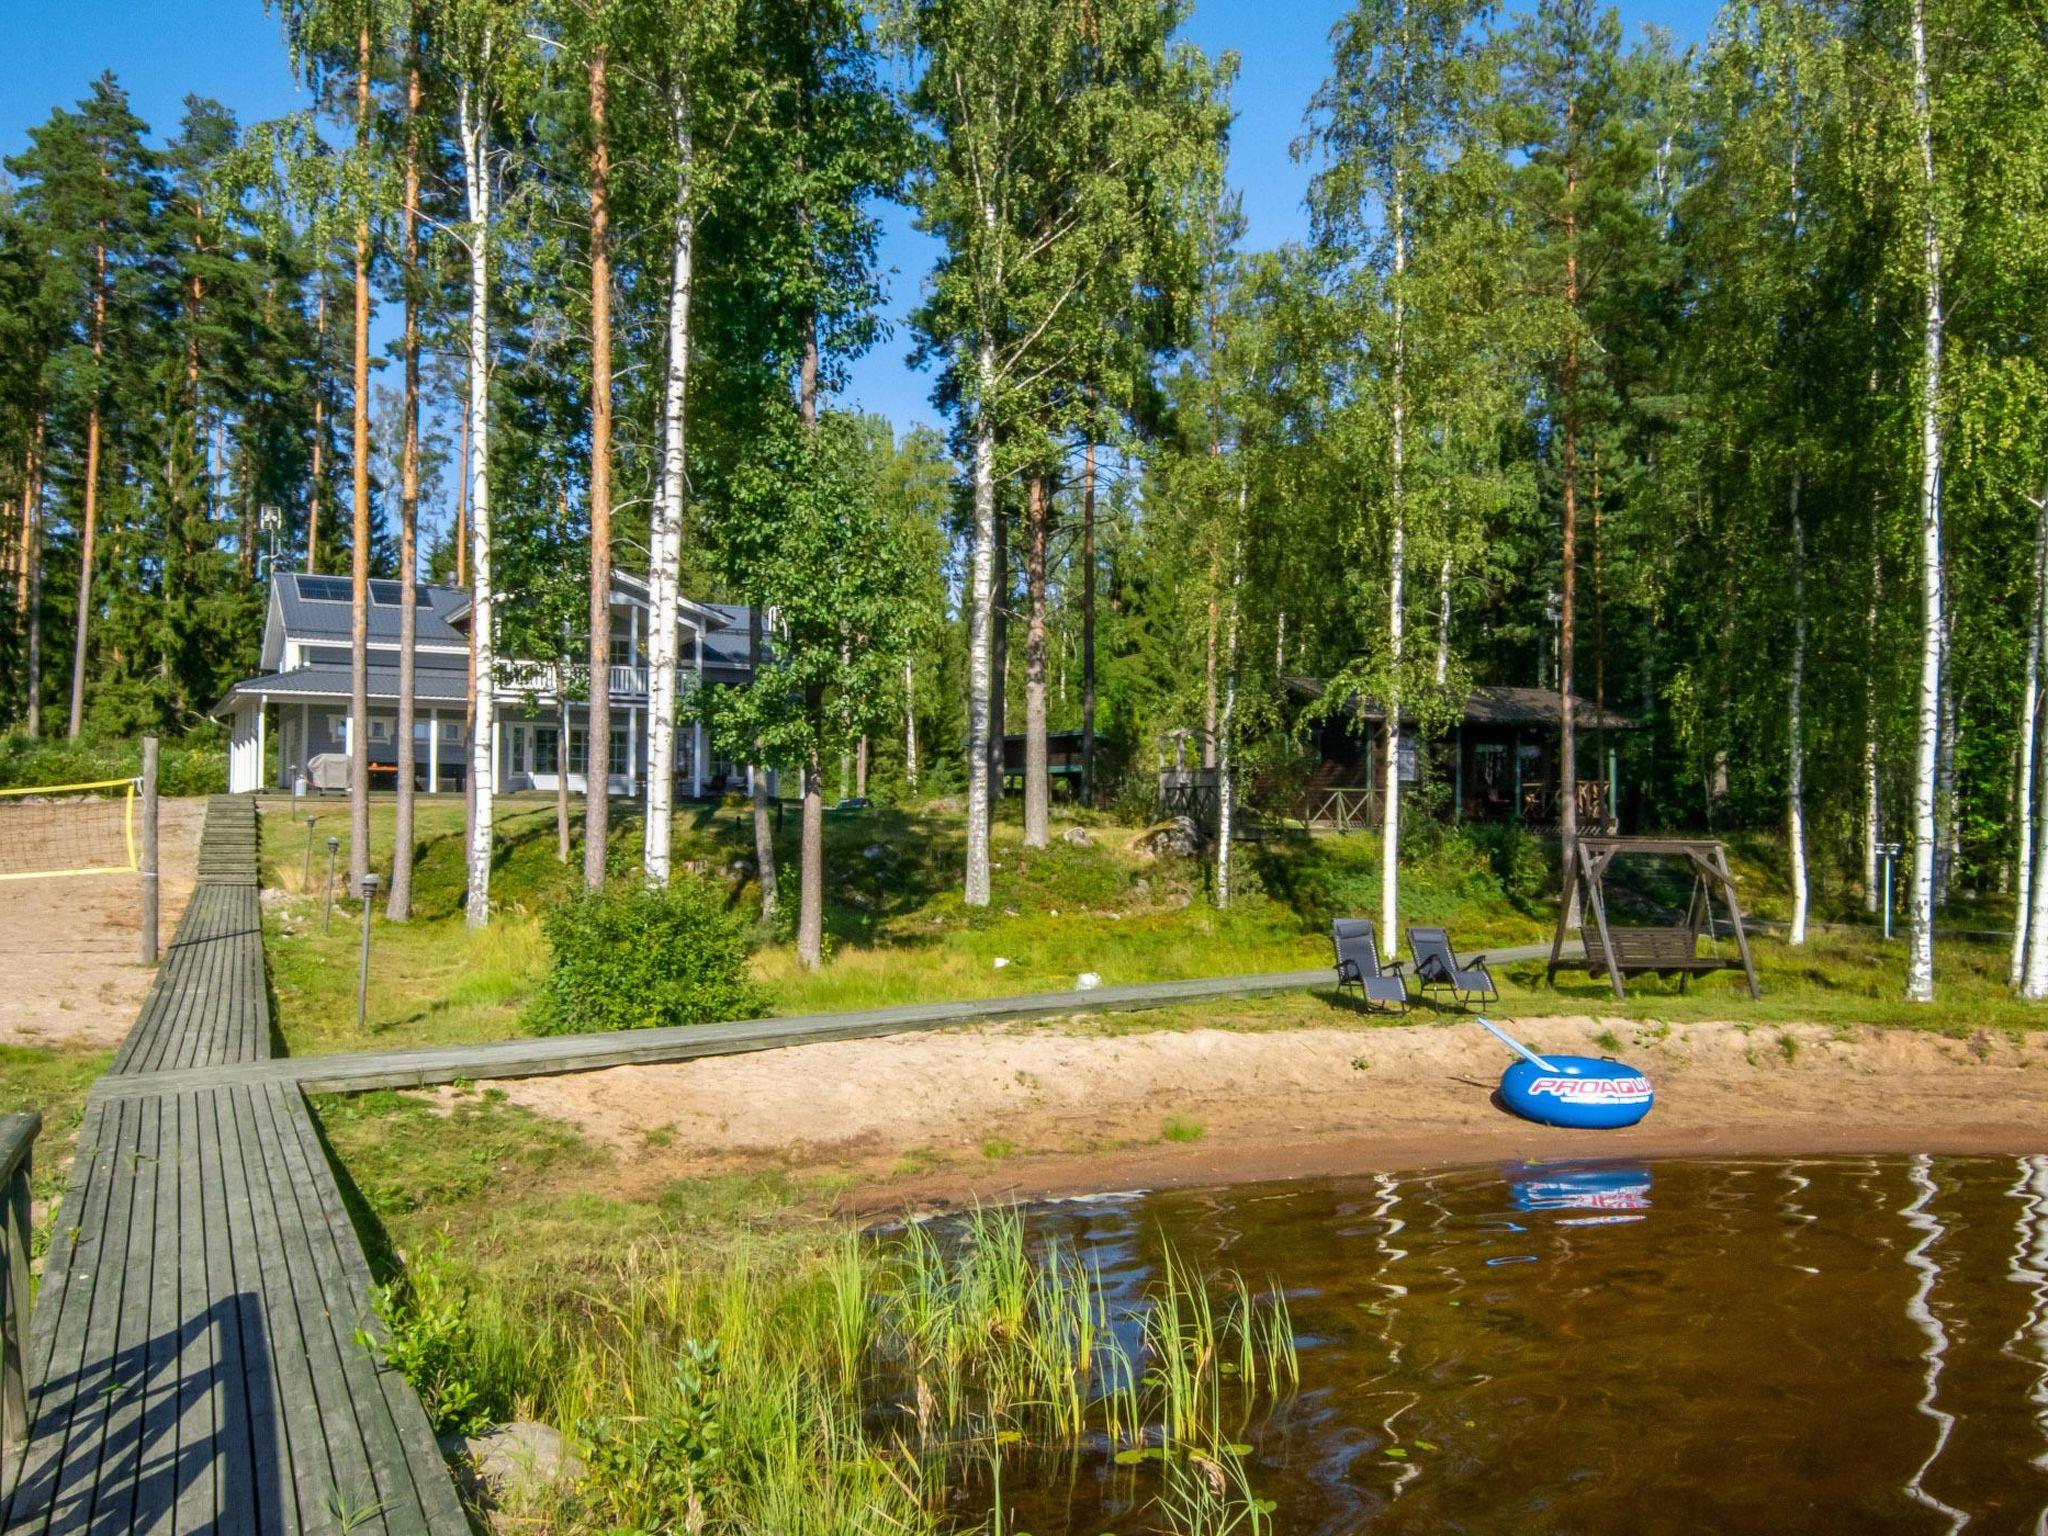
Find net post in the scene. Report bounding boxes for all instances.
[139,736,159,965]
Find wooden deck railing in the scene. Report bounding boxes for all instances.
[0,1110,38,1459]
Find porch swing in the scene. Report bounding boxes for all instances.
[1545,836,1763,1001]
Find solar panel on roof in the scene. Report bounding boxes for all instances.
[297,575,351,601]
[368,580,435,606]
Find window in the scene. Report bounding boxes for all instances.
[533,725,559,774]
[610,628,635,667]
[326,712,348,745]
[610,727,629,776]
[567,728,587,775]
[439,718,463,743]
[368,718,392,744]
[298,575,351,602]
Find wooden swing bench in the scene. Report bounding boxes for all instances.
[1574,922,1737,989]
[1546,836,1762,1001]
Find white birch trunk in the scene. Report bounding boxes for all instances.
[1381,183,1406,959]
[1906,0,1944,1002]
[1434,552,1452,688]
[1788,470,1809,946]
[903,654,919,791]
[1864,529,1882,913]
[2015,486,2048,989]
[643,100,694,886]
[2027,691,2048,998]
[963,343,998,907]
[459,72,496,930]
[1217,524,1242,909]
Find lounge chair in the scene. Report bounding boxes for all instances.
[1332,918,1410,1013]
[1406,925,1498,1008]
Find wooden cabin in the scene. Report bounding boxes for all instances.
[1273,677,1642,832]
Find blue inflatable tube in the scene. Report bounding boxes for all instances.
[1499,1055,1655,1130]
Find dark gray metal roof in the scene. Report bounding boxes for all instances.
[275,572,471,647]
[216,664,473,713]
[1284,676,1641,732]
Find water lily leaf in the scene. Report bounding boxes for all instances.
[1383,1446,1408,1459]
[1415,1440,1438,1452]
[996,1430,1022,1444]
[1113,1449,1148,1466]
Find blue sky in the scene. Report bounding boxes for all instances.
[8,0,1718,438]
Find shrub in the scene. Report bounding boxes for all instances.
[530,876,766,1036]
[0,729,227,796]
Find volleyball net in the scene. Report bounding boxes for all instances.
[0,777,140,881]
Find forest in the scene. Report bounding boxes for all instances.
[1,0,2045,1002]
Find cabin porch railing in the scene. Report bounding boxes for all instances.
[496,661,653,699]
[1,1109,38,1459]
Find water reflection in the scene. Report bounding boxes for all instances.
[993,1156,2048,1536]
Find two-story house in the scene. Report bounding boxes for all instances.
[212,572,757,798]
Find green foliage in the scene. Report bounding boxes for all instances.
[366,1238,496,1437]
[0,730,226,796]
[578,1340,730,1533]
[531,876,766,1035]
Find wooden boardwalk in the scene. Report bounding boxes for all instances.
[2,798,466,1536]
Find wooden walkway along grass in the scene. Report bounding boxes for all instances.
[1,798,467,1536]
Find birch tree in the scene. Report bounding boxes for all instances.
[1903,0,1945,1003]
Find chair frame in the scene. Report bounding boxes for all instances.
[1331,918,1411,1014]
[1406,925,1498,1009]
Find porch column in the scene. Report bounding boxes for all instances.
[692,627,706,798]
[428,707,440,793]
[257,697,268,791]
[627,705,639,798]
[300,701,311,791]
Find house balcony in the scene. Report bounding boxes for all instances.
[497,660,651,700]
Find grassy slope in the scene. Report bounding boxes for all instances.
[263,796,1553,1053]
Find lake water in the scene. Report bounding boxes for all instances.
[996,1157,2048,1534]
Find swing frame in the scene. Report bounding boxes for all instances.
[1545,836,1762,1001]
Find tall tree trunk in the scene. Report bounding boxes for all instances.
[795,304,825,964]
[1905,0,1944,1003]
[459,65,497,930]
[309,287,326,573]
[348,22,373,891]
[1080,436,1097,807]
[1787,471,1809,946]
[1203,573,1218,769]
[1864,499,1882,912]
[20,415,42,737]
[645,62,694,888]
[2012,484,2048,988]
[964,345,998,907]
[1557,186,1581,924]
[988,495,1008,800]
[389,12,423,922]
[1434,552,1452,687]
[68,237,107,740]
[798,729,824,968]
[583,42,615,892]
[1023,473,1050,848]
[1217,520,1242,909]
[749,604,778,919]
[1382,183,1406,956]
[903,654,918,791]
[14,414,41,618]
[454,354,468,588]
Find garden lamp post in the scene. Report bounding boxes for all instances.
[303,815,318,891]
[323,836,340,933]
[356,873,380,1033]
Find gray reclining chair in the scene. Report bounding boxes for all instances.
[1406,925,1498,1008]
[1332,918,1410,1013]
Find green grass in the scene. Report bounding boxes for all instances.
[264,797,2048,1057]
[261,796,1556,1054]
[317,1086,1293,1533]
[0,1043,116,1259]
[1161,1116,1207,1144]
